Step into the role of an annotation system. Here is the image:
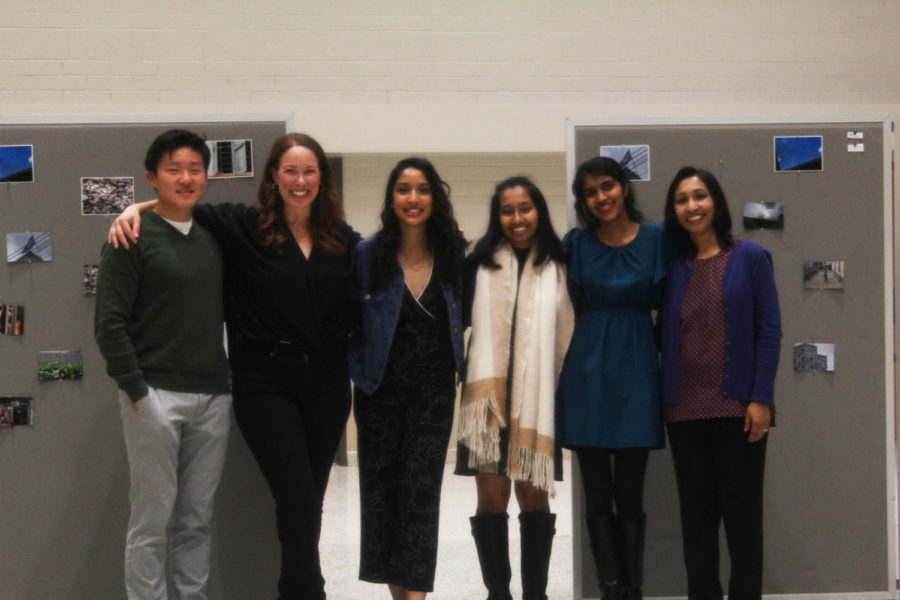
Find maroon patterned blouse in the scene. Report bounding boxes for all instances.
[664,248,747,423]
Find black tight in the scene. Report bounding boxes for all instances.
[575,446,649,518]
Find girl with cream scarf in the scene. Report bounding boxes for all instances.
[455,176,574,600]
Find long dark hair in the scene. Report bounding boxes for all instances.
[370,157,465,289]
[572,156,643,229]
[255,132,348,255]
[471,175,565,268]
[663,166,734,258]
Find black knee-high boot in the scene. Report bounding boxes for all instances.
[618,514,645,600]
[519,511,556,600]
[585,514,622,600]
[470,513,513,600]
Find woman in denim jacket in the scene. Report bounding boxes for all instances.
[348,157,465,600]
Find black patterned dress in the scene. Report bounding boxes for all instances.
[354,271,456,592]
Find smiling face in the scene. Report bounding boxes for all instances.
[583,174,629,226]
[392,168,433,228]
[146,146,208,221]
[273,145,321,217]
[498,185,538,249]
[673,175,715,237]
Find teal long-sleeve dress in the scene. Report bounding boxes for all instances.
[556,223,670,449]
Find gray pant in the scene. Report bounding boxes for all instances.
[119,386,231,600]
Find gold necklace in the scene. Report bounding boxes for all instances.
[401,251,431,271]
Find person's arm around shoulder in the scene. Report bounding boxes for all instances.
[347,238,373,338]
[555,257,576,369]
[657,221,679,262]
[461,252,480,329]
[561,227,579,251]
[108,200,157,249]
[94,242,147,406]
[108,201,251,250]
[342,222,363,253]
[561,228,584,315]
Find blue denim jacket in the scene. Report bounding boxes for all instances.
[347,237,465,395]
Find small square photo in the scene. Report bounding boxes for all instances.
[0,397,33,427]
[38,350,84,381]
[206,139,254,178]
[793,342,835,372]
[803,261,844,290]
[81,177,135,216]
[7,232,52,263]
[83,264,99,296]
[599,144,650,181]
[743,202,784,230]
[0,305,24,336]
[774,136,823,172]
[0,145,35,183]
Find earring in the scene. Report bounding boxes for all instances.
[272,183,279,193]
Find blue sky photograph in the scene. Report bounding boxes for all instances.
[774,136,823,171]
[0,145,34,182]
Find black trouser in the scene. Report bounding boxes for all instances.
[667,418,767,600]
[575,446,649,518]
[232,342,352,600]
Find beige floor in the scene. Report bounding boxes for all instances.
[320,461,575,599]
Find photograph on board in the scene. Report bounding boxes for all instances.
[599,144,650,181]
[0,397,33,427]
[6,232,52,263]
[743,201,784,230]
[37,350,84,381]
[774,135,823,172]
[0,145,34,183]
[803,260,845,290]
[81,176,135,216]
[793,342,835,372]
[0,305,24,336]
[83,264,99,296]
[206,139,253,179]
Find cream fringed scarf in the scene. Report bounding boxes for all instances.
[457,243,574,494]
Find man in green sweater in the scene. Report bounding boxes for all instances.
[94,129,231,600]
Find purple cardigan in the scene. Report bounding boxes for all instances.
[659,240,781,406]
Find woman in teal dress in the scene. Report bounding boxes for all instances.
[557,157,669,600]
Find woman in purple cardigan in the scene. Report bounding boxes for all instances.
[659,167,781,600]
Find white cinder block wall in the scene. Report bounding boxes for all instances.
[1,0,898,153]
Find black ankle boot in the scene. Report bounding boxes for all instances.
[519,511,556,600]
[585,514,622,600]
[470,513,513,600]
[618,514,645,600]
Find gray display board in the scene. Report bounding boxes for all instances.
[566,118,895,599]
[0,119,289,599]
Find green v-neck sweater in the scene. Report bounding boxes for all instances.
[94,211,230,403]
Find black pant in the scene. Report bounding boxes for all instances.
[574,446,649,518]
[667,418,767,600]
[232,343,352,600]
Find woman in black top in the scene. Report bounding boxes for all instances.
[109,133,359,600]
